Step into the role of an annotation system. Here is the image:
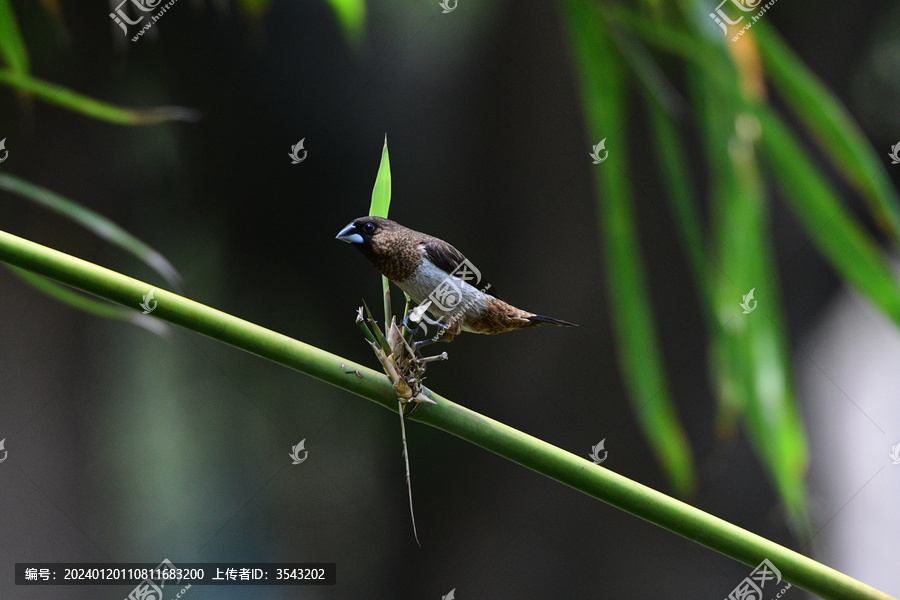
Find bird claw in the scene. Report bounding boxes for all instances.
[413,338,435,353]
[403,304,449,338]
[402,307,427,336]
[420,316,451,339]
[405,309,449,357]
[420,313,449,329]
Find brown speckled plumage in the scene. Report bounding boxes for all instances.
[465,297,540,334]
[362,221,425,282]
[336,216,576,339]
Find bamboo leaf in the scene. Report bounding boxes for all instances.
[603,12,685,118]
[0,174,183,291]
[758,108,900,326]
[755,23,900,242]
[562,0,696,496]
[690,67,809,526]
[325,0,366,46]
[361,299,391,355]
[604,4,730,78]
[0,0,30,75]
[645,99,710,302]
[0,70,200,125]
[5,265,169,336]
[369,136,392,327]
[369,135,391,219]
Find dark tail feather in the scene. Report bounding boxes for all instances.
[527,314,577,327]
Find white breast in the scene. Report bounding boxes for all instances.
[396,255,491,330]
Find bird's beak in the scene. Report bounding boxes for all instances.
[335,222,364,244]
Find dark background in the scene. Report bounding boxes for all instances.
[1,0,899,598]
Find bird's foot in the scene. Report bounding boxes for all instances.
[402,305,429,337]
[420,313,450,329]
[413,338,436,353]
[404,305,453,358]
[403,303,449,338]
[413,324,453,354]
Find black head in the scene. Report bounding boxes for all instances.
[335,216,403,254]
[335,216,423,281]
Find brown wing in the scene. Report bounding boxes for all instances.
[423,239,497,297]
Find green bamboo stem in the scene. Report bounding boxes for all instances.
[0,228,892,600]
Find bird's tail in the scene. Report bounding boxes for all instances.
[527,314,577,327]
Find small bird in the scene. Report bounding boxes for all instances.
[336,216,575,341]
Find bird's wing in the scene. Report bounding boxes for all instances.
[423,239,497,297]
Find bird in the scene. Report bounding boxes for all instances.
[336,216,575,342]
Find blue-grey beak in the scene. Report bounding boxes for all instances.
[336,222,364,244]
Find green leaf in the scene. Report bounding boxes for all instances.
[361,299,391,355]
[325,0,366,46]
[369,135,392,219]
[755,23,900,242]
[0,174,183,291]
[562,0,696,496]
[645,98,709,303]
[758,108,900,326]
[369,136,392,327]
[603,14,684,118]
[0,70,200,125]
[604,4,730,78]
[5,265,169,336]
[0,0,30,76]
[690,67,809,527]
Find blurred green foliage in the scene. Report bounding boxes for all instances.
[0,0,190,330]
[3,0,899,534]
[561,0,900,529]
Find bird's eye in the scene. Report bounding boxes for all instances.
[362,222,376,234]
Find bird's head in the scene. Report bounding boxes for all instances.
[335,216,403,256]
[336,217,423,281]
